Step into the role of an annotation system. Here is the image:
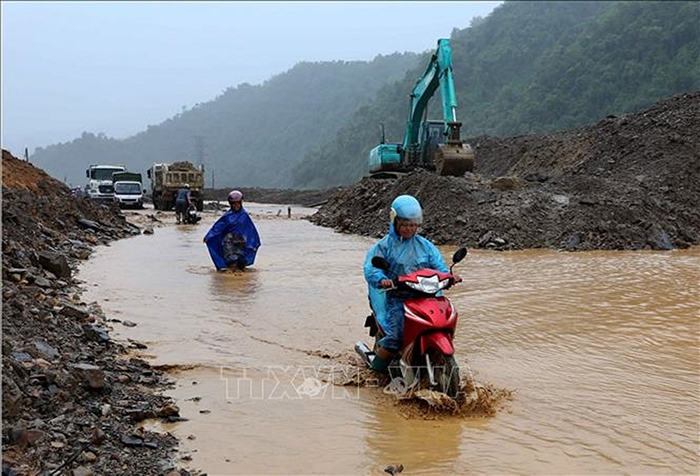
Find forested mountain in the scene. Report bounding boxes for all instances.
[292,1,700,187]
[31,1,699,190]
[31,53,420,188]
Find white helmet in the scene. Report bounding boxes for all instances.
[228,190,243,202]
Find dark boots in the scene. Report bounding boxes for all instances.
[370,345,395,373]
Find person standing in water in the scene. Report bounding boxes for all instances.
[174,184,192,224]
[203,190,261,271]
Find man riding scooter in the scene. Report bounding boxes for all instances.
[363,195,461,372]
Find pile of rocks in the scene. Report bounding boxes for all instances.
[2,150,196,475]
[311,92,700,251]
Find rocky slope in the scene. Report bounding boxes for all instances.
[2,150,194,475]
[311,91,700,251]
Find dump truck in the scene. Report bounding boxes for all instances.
[368,38,475,177]
[147,161,205,211]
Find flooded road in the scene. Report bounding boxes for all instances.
[80,204,700,475]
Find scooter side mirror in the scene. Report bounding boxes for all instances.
[452,247,468,264]
[371,256,390,271]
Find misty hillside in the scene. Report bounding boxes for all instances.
[31,53,420,188]
[32,1,699,190]
[292,0,700,187]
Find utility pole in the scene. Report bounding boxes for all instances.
[194,135,207,186]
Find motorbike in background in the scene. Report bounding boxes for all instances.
[355,247,468,398]
[183,204,202,225]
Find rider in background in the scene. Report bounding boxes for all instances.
[203,190,261,271]
[363,194,460,372]
[174,184,192,224]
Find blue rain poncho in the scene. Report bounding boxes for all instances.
[363,224,448,351]
[204,207,261,270]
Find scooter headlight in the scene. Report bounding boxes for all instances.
[405,275,451,294]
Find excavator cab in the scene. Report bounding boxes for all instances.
[418,121,444,168]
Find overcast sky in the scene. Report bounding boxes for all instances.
[1,1,501,156]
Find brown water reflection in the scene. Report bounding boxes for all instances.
[80,206,700,475]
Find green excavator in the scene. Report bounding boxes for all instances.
[368,38,475,177]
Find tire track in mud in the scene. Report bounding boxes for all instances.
[248,335,341,359]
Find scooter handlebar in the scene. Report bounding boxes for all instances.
[380,273,460,293]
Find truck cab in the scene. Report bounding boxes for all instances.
[112,171,144,209]
[85,165,126,202]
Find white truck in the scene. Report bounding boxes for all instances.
[112,171,145,209]
[85,164,126,202]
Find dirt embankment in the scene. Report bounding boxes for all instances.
[2,151,195,475]
[311,91,700,251]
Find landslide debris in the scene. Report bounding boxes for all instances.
[311,92,700,251]
[205,186,340,207]
[2,150,194,475]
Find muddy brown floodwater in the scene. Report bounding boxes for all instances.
[79,203,700,475]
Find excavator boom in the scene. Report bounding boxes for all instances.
[368,39,474,177]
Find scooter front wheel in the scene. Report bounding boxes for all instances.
[431,353,461,398]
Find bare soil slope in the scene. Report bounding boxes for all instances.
[311,92,700,251]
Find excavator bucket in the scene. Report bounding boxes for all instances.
[434,142,475,176]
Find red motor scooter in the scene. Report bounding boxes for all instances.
[355,247,467,398]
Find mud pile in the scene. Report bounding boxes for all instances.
[2,150,193,475]
[311,92,700,251]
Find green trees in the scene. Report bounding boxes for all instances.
[32,1,699,190]
[291,1,699,187]
[33,53,420,188]
[512,1,700,132]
